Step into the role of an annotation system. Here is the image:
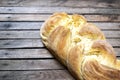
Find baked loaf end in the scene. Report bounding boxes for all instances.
[40,12,120,80]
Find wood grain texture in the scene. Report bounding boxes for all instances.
[0,70,74,80]
[114,48,120,56]
[0,58,119,70]
[107,39,120,47]
[0,57,119,70]
[0,14,119,22]
[0,7,120,14]
[0,31,40,39]
[0,22,42,30]
[0,59,64,70]
[0,48,119,59]
[0,39,44,48]
[0,49,53,59]
[0,22,119,30]
[0,0,119,80]
[0,31,119,38]
[0,39,119,48]
[0,0,119,8]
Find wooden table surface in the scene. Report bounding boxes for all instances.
[0,0,120,80]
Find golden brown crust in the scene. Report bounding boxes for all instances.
[83,60,120,80]
[40,12,120,80]
[48,26,71,65]
[68,45,84,80]
[79,23,105,40]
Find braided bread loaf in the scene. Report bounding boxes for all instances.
[40,12,120,80]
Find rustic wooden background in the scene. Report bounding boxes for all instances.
[0,0,120,80]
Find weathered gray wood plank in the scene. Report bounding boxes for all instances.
[0,22,42,30]
[0,14,119,22]
[0,31,40,39]
[0,58,119,70]
[0,39,44,48]
[0,59,64,70]
[94,22,120,30]
[0,31,119,38]
[114,48,120,56]
[0,22,119,30]
[107,39,120,47]
[84,15,120,22]
[0,48,119,59]
[0,0,119,8]
[0,39,119,49]
[103,31,120,38]
[0,49,53,59]
[0,7,120,14]
[0,70,74,80]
